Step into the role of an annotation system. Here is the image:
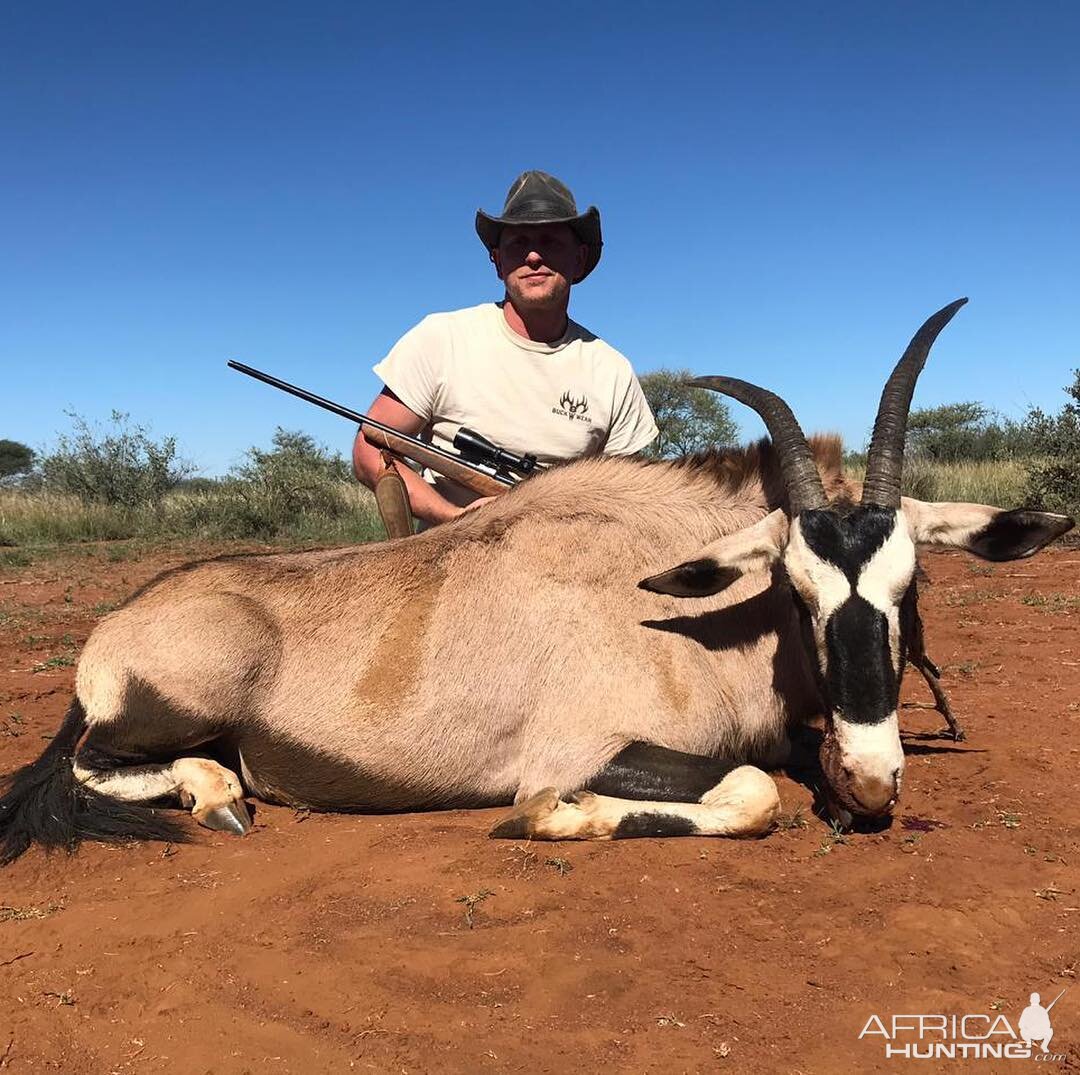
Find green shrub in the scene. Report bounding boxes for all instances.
[0,485,382,548]
[905,402,1035,463]
[39,411,192,507]
[2,426,382,548]
[1023,370,1080,516]
[224,429,356,537]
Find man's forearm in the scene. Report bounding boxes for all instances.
[353,432,463,525]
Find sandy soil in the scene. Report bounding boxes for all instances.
[1,541,1078,1074]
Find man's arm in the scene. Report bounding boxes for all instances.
[604,360,660,456]
[352,388,471,525]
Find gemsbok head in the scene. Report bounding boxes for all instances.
[641,299,1074,824]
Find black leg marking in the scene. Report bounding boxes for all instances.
[613,813,699,839]
[75,742,180,789]
[584,742,739,802]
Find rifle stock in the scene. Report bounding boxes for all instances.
[362,426,509,499]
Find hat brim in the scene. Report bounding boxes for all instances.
[475,205,602,283]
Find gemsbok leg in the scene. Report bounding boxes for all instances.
[73,744,250,835]
[489,743,780,840]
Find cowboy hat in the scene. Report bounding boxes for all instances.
[475,170,602,282]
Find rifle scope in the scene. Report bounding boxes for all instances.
[452,428,540,476]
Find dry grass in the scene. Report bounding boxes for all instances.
[844,458,1028,507]
[0,484,382,550]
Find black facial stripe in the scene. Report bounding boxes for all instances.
[799,507,897,583]
[825,595,897,724]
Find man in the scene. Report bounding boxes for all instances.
[352,170,658,525]
[1019,992,1055,1053]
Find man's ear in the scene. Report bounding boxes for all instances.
[490,248,504,280]
[903,499,1075,561]
[639,510,789,597]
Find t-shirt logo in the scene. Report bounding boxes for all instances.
[553,391,591,423]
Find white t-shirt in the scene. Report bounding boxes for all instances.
[372,303,658,504]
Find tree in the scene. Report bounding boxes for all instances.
[0,439,35,481]
[639,369,738,459]
[1024,369,1080,514]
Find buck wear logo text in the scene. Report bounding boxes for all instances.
[552,391,591,423]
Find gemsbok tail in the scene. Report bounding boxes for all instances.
[0,698,187,865]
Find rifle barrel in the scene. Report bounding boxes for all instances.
[227,360,515,487]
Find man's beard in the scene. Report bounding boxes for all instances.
[506,274,569,311]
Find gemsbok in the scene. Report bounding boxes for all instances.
[0,299,1072,863]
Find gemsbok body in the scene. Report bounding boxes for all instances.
[0,300,1072,862]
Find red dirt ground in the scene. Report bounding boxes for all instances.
[1,541,1078,1074]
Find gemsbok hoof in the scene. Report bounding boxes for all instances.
[488,787,561,840]
[197,800,252,836]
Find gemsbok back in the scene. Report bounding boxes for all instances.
[1,299,1072,863]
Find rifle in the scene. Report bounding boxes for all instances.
[227,361,543,525]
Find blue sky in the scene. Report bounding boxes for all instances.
[3,1,1078,475]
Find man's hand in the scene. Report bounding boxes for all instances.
[456,496,497,516]
[353,388,468,526]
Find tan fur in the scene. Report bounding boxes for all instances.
[353,565,446,712]
[73,438,850,818]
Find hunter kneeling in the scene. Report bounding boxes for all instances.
[351,170,658,528]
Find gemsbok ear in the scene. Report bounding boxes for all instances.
[903,500,1075,561]
[639,509,789,597]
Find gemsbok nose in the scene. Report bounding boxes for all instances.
[849,767,900,815]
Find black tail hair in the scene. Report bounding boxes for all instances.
[0,698,188,866]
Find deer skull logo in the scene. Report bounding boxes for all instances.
[558,391,589,416]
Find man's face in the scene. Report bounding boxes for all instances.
[493,224,588,310]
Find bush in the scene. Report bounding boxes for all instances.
[905,402,1035,463]
[0,485,383,548]
[160,483,382,543]
[39,411,193,508]
[0,425,383,549]
[222,428,357,537]
[175,476,222,494]
[1023,370,1080,515]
